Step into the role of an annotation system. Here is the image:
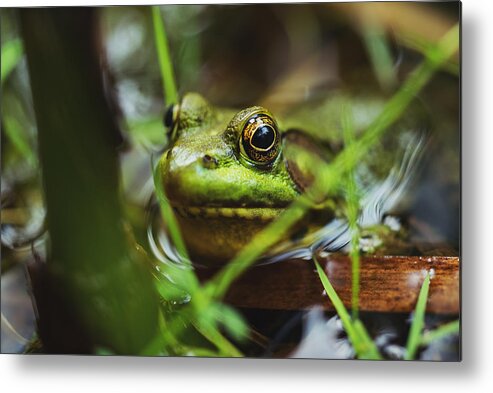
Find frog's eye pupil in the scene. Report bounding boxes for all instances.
[240,113,280,166]
[251,125,275,150]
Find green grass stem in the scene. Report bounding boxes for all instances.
[421,319,460,346]
[193,321,243,357]
[342,104,361,320]
[362,23,398,91]
[152,6,178,105]
[315,260,381,359]
[397,32,459,76]
[153,164,192,264]
[150,12,246,354]
[1,40,36,166]
[1,38,23,83]
[405,272,431,360]
[2,108,36,166]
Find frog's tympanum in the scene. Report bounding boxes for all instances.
[156,92,426,265]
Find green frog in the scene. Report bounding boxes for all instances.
[155,92,426,265]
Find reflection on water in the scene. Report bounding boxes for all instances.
[257,308,459,360]
[1,266,36,353]
[359,131,427,227]
[290,307,354,359]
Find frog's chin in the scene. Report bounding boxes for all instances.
[170,207,280,265]
[173,206,284,221]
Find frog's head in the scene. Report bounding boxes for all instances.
[157,92,302,264]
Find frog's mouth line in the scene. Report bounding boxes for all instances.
[173,206,284,221]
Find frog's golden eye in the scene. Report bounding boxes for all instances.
[240,114,280,165]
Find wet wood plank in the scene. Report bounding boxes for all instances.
[199,255,459,314]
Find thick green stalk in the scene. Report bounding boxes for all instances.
[21,8,158,354]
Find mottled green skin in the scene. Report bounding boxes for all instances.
[158,93,301,264]
[161,93,299,209]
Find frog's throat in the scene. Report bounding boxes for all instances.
[173,206,284,221]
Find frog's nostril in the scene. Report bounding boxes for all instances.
[202,154,218,169]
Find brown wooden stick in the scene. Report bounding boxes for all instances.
[199,255,459,314]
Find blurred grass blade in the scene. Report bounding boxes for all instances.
[342,104,361,320]
[127,117,167,146]
[421,319,460,346]
[2,110,36,166]
[1,38,23,83]
[352,319,381,360]
[0,39,32,163]
[153,162,200,296]
[154,160,245,354]
[193,321,243,357]
[213,303,248,342]
[161,303,243,357]
[210,202,306,298]
[362,23,397,91]
[314,260,357,341]
[153,164,191,263]
[21,8,159,354]
[397,32,459,76]
[152,6,178,105]
[315,260,381,359]
[405,272,431,360]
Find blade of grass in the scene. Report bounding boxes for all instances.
[421,319,460,346]
[397,32,459,76]
[1,38,23,83]
[152,111,243,356]
[208,23,459,299]
[193,321,243,357]
[153,163,191,263]
[1,40,36,166]
[2,108,36,166]
[212,303,248,342]
[362,23,397,91]
[152,6,178,105]
[342,104,361,320]
[126,117,167,146]
[159,301,243,357]
[353,319,381,359]
[314,259,381,359]
[153,165,200,295]
[314,260,358,346]
[151,3,200,297]
[405,272,431,360]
